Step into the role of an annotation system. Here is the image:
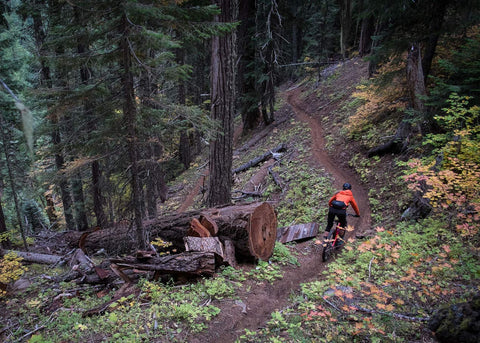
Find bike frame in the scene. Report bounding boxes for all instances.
[322,213,356,262]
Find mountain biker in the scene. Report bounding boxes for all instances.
[323,183,360,239]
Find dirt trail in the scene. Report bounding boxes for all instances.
[286,88,372,234]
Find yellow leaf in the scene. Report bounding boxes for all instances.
[385,304,394,311]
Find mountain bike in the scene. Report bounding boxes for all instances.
[322,213,357,262]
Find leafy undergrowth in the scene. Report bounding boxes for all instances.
[1,243,299,342]
[236,220,480,342]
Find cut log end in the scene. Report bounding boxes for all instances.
[248,202,277,260]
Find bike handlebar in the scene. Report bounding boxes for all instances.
[347,213,360,217]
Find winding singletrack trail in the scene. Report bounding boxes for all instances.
[286,87,372,234]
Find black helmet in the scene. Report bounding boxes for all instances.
[343,183,352,190]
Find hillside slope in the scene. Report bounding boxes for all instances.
[190,57,371,343]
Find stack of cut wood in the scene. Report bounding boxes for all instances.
[54,202,278,284]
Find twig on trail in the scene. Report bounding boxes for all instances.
[368,257,375,281]
[316,99,336,112]
[323,295,429,322]
[267,164,285,192]
[232,190,264,200]
[200,297,212,307]
[352,305,430,322]
[18,310,59,341]
[196,161,208,171]
[322,296,342,312]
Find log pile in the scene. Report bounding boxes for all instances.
[64,202,278,262]
[47,202,278,285]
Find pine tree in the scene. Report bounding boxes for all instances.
[0,0,36,249]
[31,0,231,248]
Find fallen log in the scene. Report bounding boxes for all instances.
[110,251,217,276]
[235,117,289,153]
[5,250,64,265]
[65,202,278,261]
[233,143,287,174]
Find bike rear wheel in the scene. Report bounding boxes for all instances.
[322,230,336,262]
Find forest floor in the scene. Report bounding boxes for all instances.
[188,58,372,342]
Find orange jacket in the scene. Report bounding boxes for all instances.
[328,190,360,215]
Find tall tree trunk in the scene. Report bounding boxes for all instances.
[52,127,75,230]
[91,160,106,228]
[33,3,60,231]
[421,0,448,85]
[45,192,59,230]
[71,172,89,231]
[406,43,427,113]
[0,175,11,249]
[367,43,427,157]
[75,6,103,231]
[34,0,75,231]
[0,115,28,250]
[238,0,259,131]
[208,0,236,207]
[120,14,145,249]
[337,0,352,58]
[258,0,279,126]
[358,15,374,57]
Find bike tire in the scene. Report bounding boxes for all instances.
[322,231,335,262]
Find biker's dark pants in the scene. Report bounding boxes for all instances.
[325,207,347,233]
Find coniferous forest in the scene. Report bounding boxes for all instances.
[1,0,480,342]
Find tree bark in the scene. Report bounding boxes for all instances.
[53,129,75,231]
[65,202,278,261]
[208,0,236,207]
[121,13,145,249]
[184,237,224,257]
[406,43,427,113]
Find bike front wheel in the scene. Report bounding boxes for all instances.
[322,231,335,262]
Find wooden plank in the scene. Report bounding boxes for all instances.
[276,222,319,243]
